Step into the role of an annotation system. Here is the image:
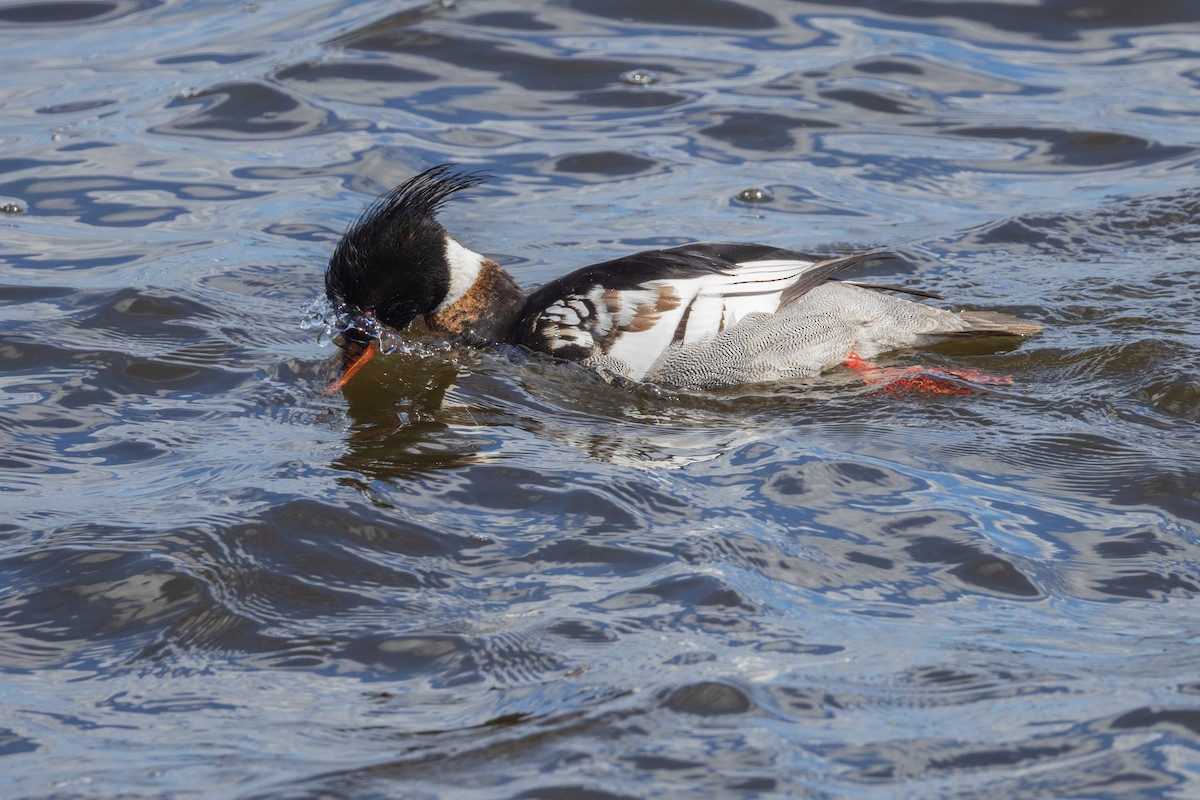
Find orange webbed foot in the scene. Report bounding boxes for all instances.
[842,351,1012,396]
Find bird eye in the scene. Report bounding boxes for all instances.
[336,326,375,348]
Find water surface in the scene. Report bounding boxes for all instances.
[2,1,1199,797]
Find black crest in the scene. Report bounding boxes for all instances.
[325,164,489,329]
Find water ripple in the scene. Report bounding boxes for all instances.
[3,0,1200,796]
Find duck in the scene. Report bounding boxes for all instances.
[321,164,1041,392]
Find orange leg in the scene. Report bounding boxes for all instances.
[842,351,1012,396]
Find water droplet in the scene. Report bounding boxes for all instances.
[737,188,773,204]
[301,295,351,347]
[378,329,402,355]
[620,69,659,86]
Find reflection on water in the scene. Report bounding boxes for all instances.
[2,0,1199,797]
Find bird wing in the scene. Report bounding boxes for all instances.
[516,245,890,381]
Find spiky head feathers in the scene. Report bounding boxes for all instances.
[324,164,488,331]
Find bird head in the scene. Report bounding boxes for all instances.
[323,164,487,391]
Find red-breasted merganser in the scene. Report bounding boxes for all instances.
[321,165,1041,392]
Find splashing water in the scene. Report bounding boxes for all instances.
[299,295,404,352]
[298,296,337,338]
[299,296,448,359]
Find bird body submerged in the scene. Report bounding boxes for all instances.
[322,165,1041,391]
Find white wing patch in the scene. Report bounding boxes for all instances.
[674,258,820,345]
[536,257,824,381]
[601,287,690,378]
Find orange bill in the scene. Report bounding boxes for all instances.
[323,341,374,394]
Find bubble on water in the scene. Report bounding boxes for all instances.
[620,69,660,86]
[736,187,773,203]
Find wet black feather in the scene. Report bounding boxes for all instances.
[325,164,489,329]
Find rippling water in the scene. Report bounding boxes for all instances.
[3,1,1199,797]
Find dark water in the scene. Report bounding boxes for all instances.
[3,0,1199,797]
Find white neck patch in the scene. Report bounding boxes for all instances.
[436,237,484,312]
